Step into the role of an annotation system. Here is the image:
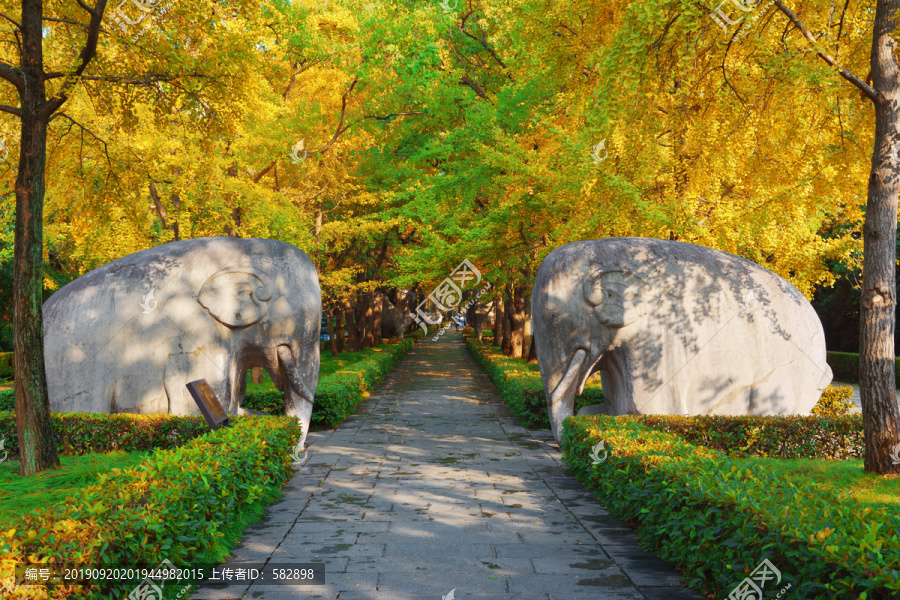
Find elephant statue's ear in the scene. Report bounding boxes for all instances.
[583,270,648,328]
[198,267,274,328]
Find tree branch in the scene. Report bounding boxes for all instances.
[0,61,24,92]
[50,111,113,168]
[772,0,879,103]
[364,111,427,122]
[312,76,359,155]
[0,104,21,116]
[43,0,108,116]
[0,11,21,30]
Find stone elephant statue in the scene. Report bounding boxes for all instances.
[532,238,832,444]
[44,237,321,449]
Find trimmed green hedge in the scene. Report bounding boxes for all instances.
[633,413,862,460]
[827,350,900,387]
[0,415,300,599]
[244,337,414,428]
[465,336,603,428]
[0,352,11,380]
[562,415,900,599]
[0,412,209,461]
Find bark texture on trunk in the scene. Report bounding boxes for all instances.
[501,290,513,356]
[361,291,374,348]
[14,112,58,476]
[492,297,504,347]
[372,289,382,347]
[345,298,361,351]
[335,306,346,354]
[527,334,538,364]
[860,0,900,474]
[506,285,526,358]
[250,367,264,384]
[327,308,339,358]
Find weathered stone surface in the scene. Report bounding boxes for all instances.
[532,238,832,443]
[44,237,321,448]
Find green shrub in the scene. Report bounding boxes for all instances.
[0,412,209,460]
[811,384,855,418]
[244,338,414,428]
[466,336,603,428]
[826,350,900,386]
[0,415,300,599]
[635,413,862,460]
[0,389,12,412]
[562,415,900,599]
[0,352,11,380]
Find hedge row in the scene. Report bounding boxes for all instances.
[0,353,11,380]
[244,337,415,428]
[562,415,900,599]
[631,413,862,459]
[0,413,209,461]
[465,336,603,428]
[0,416,300,599]
[826,350,900,386]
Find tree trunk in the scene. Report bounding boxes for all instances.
[327,308,339,358]
[524,291,533,360]
[372,289,382,347]
[506,286,526,358]
[12,0,63,476]
[335,306,346,353]
[860,0,900,475]
[358,291,372,348]
[501,287,514,355]
[14,109,59,476]
[250,367,264,384]
[345,298,361,351]
[527,335,538,364]
[492,297,504,347]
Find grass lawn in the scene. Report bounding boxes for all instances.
[734,456,900,510]
[246,342,407,394]
[0,449,152,526]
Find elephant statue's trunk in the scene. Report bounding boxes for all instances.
[548,348,588,444]
[277,344,316,451]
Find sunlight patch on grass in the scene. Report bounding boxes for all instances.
[735,457,900,509]
[0,449,152,526]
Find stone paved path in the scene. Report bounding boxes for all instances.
[192,333,704,600]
